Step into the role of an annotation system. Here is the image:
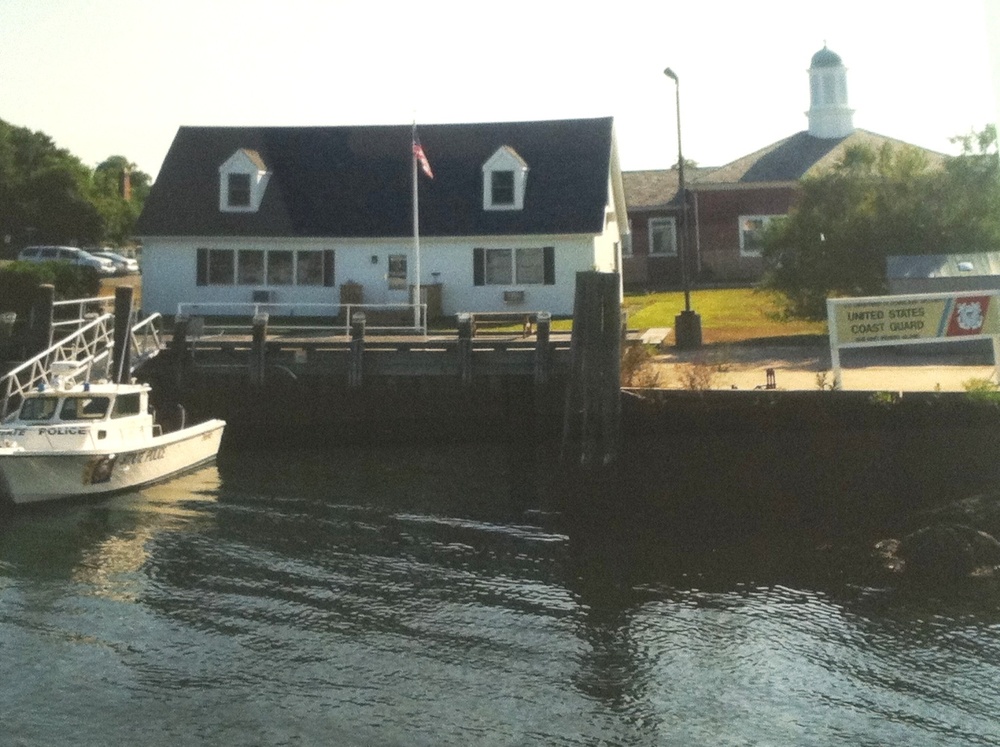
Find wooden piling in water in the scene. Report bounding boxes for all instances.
[112,286,134,383]
[348,313,365,388]
[457,313,473,387]
[250,313,268,387]
[171,316,190,359]
[28,284,54,357]
[561,272,622,467]
[169,315,192,391]
[534,312,551,387]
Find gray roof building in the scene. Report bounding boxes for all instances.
[137,117,617,240]
[696,129,945,187]
[888,253,1000,294]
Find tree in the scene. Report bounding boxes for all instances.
[93,156,152,247]
[937,125,1000,249]
[0,119,151,256]
[0,119,105,253]
[760,128,1000,320]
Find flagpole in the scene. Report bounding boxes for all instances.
[411,123,421,331]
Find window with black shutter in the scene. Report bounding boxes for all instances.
[473,247,485,286]
[543,246,555,285]
[323,250,335,287]
[196,248,208,286]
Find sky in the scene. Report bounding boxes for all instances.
[2,0,1000,180]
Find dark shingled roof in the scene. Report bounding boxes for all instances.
[136,118,615,239]
[697,129,946,185]
[623,167,717,211]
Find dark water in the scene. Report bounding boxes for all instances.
[3,444,1000,746]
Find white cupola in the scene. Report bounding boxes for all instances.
[807,45,855,139]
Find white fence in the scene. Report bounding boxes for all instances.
[174,302,428,336]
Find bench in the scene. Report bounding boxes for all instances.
[463,312,537,337]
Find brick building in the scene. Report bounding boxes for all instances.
[623,46,944,288]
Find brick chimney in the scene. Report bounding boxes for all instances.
[119,168,132,201]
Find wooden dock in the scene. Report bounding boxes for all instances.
[168,313,580,387]
[140,273,630,460]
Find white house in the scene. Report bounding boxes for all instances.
[136,117,628,318]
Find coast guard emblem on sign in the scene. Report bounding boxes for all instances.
[946,296,990,336]
[956,302,984,331]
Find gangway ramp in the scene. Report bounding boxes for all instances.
[0,310,164,420]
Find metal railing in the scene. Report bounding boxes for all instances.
[175,302,428,336]
[1,311,164,421]
[52,295,115,316]
[128,312,164,370]
[50,295,116,339]
[1,313,114,420]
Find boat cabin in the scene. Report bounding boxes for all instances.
[1,382,155,451]
[15,386,146,424]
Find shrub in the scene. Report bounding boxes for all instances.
[962,377,999,393]
[868,391,901,407]
[676,354,718,390]
[962,377,1000,403]
[815,371,837,390]
[0,262,100,315]
[621,343,662,388]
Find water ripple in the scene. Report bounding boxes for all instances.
[5,447,1000,746]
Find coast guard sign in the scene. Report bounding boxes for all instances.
[827,291,1000,388]
[830,294,1000,345]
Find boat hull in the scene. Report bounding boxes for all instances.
[0,420,225,505]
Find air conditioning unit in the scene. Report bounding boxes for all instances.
[251,290,274,303]
[503,290,525,305]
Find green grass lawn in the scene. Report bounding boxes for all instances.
[623,287,826,344]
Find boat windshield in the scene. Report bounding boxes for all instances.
[59,396,111,421]
[18,396,60,421]
[111,392,142,418]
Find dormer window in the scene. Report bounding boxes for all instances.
[227,173,251,208]
[219,149,270,213]
[483,146,528,211]
[491,171,515,206]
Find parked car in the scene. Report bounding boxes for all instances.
[90,250,139,275]
[17,246,116,275]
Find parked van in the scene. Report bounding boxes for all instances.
[17,246,116,275]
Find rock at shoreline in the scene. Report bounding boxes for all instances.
[876,523,1000,581]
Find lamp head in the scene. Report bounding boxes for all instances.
[664,67,678,82]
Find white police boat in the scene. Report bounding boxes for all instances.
[0,378,225,505]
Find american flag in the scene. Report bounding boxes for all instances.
[413,136,434,179]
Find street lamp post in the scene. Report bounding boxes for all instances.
[664,67,702,350]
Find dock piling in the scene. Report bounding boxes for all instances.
[28,284,54,357]
[561,272,622,467]
[112,286,134,383]
[348,312,365,388]
[457,313,473,387]
[250,312,268,386]
[534,312,551,386]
